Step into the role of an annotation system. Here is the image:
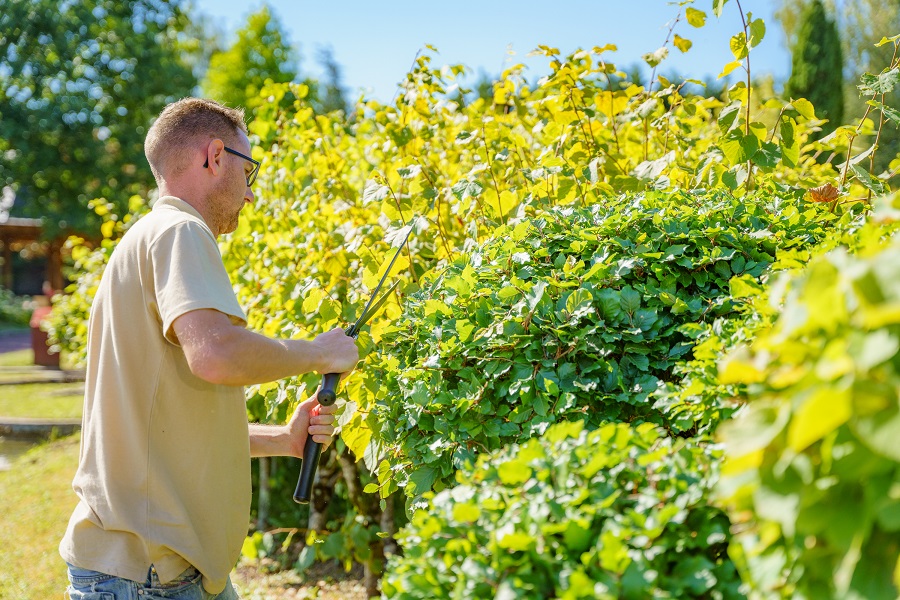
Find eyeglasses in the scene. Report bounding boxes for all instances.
[203,146,261,186]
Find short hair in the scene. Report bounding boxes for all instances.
[144,98,247,183]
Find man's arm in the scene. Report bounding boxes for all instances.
[171,308,358,386]
[248,395,338,458]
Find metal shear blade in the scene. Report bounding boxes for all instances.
[346,225,412,338]
[347,279,400,338]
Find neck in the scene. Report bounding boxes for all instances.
[157,183,219,236]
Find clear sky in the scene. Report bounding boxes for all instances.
[191,0,789,103]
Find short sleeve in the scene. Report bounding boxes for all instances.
[150,221,247,345]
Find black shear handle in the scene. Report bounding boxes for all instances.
[293,373,340,504]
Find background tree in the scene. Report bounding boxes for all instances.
[785,0,843,136]
[0,0,199,238]
[315,47,349,115]
[201,5,299,111]
[778,0,900,172]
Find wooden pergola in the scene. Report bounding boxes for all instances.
[0,217,64,293]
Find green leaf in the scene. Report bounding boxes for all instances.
[859,68,900,95]
[870,100,900,128]
[497,531,535,551]
[853,410,900,461]
[497,459,532,485]
[754,141,781,169]
[720,129,759,166]
[850,164,887,195]
[787,387,852,452]
[748,18,766,48]
[597,288,623,320]
[619,286,641,314]
[362,179,391,205]
[409,466,438,495]
[295,545,316,573]
[713,0,730,18]
[717,102,742,133]
[451,180,484,201]
[685,7,707,27]
[452,502,482,523]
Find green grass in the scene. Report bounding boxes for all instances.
[0,348,33,367]
[0,434,81,599]
[0,383,83,419]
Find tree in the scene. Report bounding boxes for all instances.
[0,0,199,238]
[785,0,844,135]
[315,47,349,115]
[201,5,299,111]
[778,0,900,172]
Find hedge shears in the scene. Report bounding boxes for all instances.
[294,224,414,504]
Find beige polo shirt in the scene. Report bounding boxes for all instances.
[59,196,250,594]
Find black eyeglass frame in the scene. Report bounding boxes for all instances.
[203,146,261,186]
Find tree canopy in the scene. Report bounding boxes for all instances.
[785,0,844,135]
[201,5,299,111]
[0,0,199,238]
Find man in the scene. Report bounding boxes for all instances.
[59,98,359,599]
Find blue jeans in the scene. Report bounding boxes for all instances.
[65,563,240,600]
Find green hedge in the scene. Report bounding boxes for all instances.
[383,420,742,599]
[369,191,836,498]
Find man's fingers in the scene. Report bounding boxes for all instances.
[311,434,333,445]
[316,403,339,416]
[309,414,334,426]
[307,425,334,437]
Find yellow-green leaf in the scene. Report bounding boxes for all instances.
[497,459,532,485]
[497,531,535,551]
[718,60,743,79]
[673,34,693,53]
[100,220,115,239]
[685,7,707,27]
[452,502,481,523]
[787,387,852,452]
[791,98,816,120]
[730,33,749,60]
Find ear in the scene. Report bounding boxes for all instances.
[204,139,226,175]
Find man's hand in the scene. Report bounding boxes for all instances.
[313,328,359,376]
[286,392,339,458]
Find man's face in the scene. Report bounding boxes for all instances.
[210,131,255,235]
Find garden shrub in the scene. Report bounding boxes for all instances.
[718,221,900,599]
[382,420,742,599]
[366,190,836,498]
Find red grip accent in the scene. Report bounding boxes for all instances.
[311,404,321,418]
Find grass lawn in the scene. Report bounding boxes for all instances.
[0,348,33,367]
[0,434,81,599]
[0,382,83,419]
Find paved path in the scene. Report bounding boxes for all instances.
[0,330,31,354]
[0,416,81,439]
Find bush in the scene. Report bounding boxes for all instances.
[367,191,837,498]
[383,420,742,599]
[718,225,900,598]
[0,287,33,326]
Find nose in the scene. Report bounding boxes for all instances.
[245,187,255,205]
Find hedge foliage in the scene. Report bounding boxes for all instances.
[383,421,741,600]
[718,198,900,599]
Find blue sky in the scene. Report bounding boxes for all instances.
[192,0,789,103]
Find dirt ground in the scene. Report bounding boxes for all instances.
[232,558,369,599]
